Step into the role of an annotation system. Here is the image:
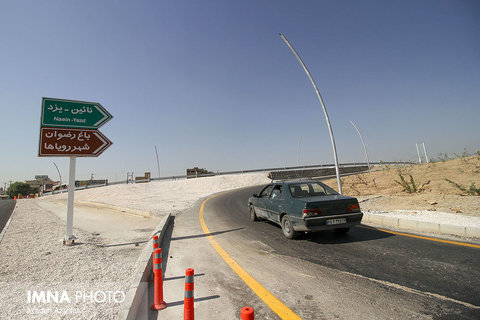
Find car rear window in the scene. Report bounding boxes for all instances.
[289,182,338,198]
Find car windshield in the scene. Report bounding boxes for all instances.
[288,182,338,198]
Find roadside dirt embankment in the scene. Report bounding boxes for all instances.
[324,156,480,216]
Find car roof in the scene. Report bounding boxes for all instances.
[272,179,321,185]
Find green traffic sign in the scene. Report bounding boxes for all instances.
[41,97,113,129]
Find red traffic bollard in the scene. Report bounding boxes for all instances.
[184,268,195,320]
[241,307,254,320]
[151,248,167,310]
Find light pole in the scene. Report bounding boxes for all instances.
[416,143,422,164]
[279,33,342,193]
[297,136,302,166]
[422,142,430,163]
[155,146,160,179]
[349,120,370,171]
[53,162,62,191]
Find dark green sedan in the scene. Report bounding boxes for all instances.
[248,180,363,238]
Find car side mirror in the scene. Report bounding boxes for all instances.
[253,194,259,198]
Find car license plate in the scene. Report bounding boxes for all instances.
[326,218,347,225]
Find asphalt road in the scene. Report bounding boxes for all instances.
[195,186,480,319]
[0,200,15,234]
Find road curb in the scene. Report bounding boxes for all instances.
[117,213,171,320]
[362,212,480,239]
[0,201,17,245]
[75,201,153,218]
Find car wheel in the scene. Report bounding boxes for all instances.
[249,205,259,221]
[281,215,298,239]
[334,227,350,234]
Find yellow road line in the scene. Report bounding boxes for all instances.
[361,225,480,249]
[199,193,302,320]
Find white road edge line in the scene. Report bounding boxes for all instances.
[339,269,480,310]
[0,201,17,244]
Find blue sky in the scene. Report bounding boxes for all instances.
[1,0,479,185]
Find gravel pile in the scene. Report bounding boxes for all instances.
[0,200,141,319]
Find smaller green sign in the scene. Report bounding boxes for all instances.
[41,97,113,129]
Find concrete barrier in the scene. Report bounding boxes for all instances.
[439,224,466,237]
[466,226,480,238]
[117,213,172,320]
[362,212,480,240]
[381,216,399,229]
[417,221,439,234]
[76,201,153,218]
[398,219,418,231]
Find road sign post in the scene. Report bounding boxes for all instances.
[66,157,76,243]
[38,97,113,245]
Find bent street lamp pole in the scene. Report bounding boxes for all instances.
[297,136,302,166]
[53,161,62,190]
[279,33,342,193]
[155,145,161,178]
[349,120,370,171]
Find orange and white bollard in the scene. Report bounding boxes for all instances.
[151,235,159,283]
[184,268,195,320]
[151,248,167,310]
[241,307,254,320]
[153,235,159,251]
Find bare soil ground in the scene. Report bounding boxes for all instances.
[324,156,480,217]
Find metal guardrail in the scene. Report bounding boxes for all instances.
[41,161,413,196]
[149,161,412,181]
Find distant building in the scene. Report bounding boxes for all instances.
[25,176,57,193]
[186,167,213,179]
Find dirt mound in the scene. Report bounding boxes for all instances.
[323,156,480,216]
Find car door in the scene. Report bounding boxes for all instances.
[266,184,284,223]
[255,184,274,219]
